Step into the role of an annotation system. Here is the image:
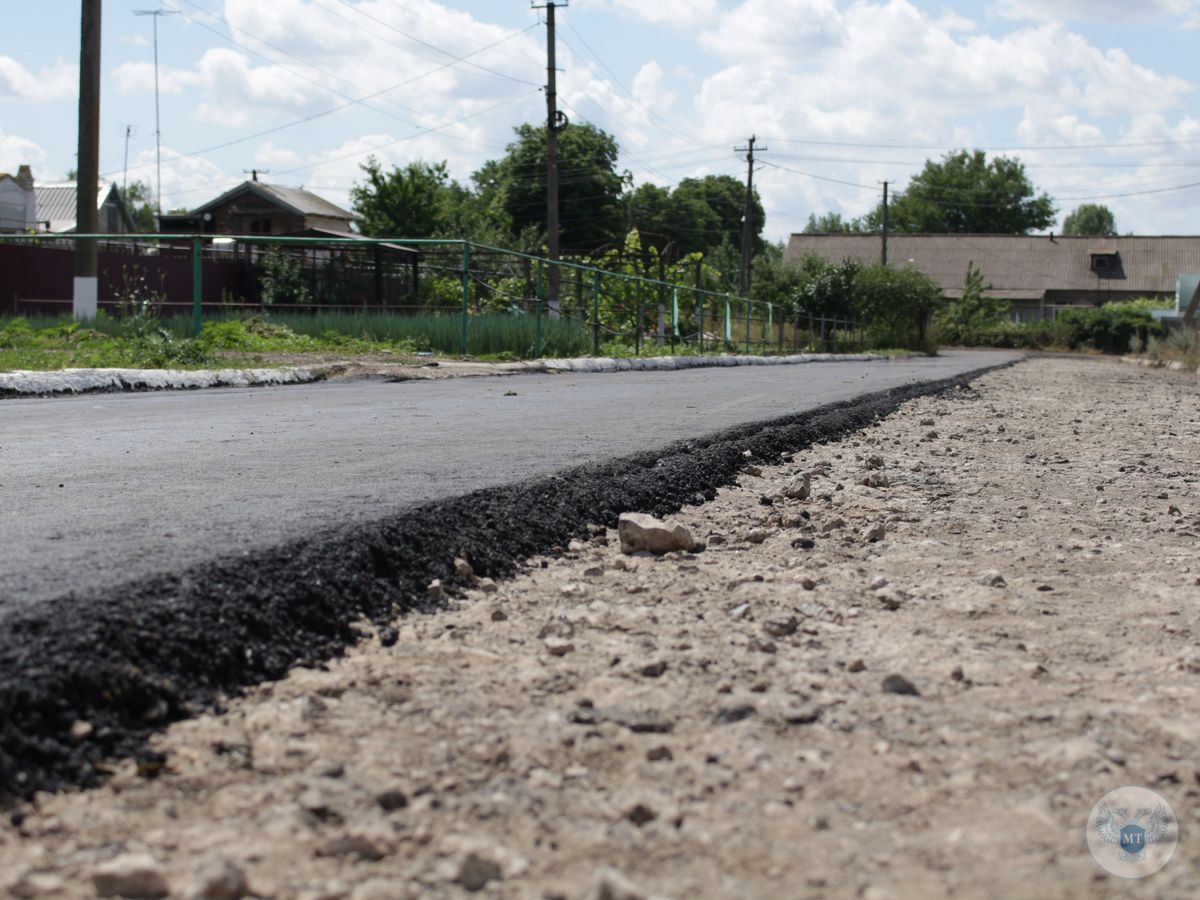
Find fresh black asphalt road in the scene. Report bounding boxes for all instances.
[0,351,1019,607]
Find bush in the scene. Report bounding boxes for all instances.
[1055,302,1164,354]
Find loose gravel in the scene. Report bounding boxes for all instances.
[3,357,1199,899]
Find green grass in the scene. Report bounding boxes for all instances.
[0,311,594,370]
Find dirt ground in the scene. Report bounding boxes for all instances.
[3,356,1199,899]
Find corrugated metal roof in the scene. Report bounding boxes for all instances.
[785,234,1200,295]
[33,182,117,232]
[190,182,354,221]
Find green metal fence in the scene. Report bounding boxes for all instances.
[0,232,864,358]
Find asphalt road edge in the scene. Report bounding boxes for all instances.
[0,359,1016,805]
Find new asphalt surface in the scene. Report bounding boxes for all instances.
[0,350,1024,799]
[0,351,1017,609]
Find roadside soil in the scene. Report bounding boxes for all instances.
[3,357,1199,899]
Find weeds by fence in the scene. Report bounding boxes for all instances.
[0,233,867,359]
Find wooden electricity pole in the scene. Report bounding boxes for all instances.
[75,0,102,319]
[533,1,568,315]
[736,135,765,298]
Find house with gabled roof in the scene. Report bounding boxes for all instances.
[0,165,135,234]
[785,233,1200,321]
[159,180,358,237]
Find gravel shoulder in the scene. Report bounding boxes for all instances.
[4,356,1199,899]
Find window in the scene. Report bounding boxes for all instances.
[1089,251,1119,274]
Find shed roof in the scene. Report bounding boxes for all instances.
[785,233,1200,296]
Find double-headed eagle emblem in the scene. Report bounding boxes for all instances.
[1096,804,1171,862]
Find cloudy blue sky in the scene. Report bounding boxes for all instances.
[4,0,1200,241]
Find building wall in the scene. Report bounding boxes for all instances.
[0,178,34,233]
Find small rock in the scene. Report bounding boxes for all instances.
[783,473,812,500]
[377,627,398,648]
[624,801,658,827]
[876,591,902,611]
[639,660,668,678]
[847,658,866,673]
[714,704,757,724]
[544,637,575,656]
[783,705,822,725]
[950,665,965,681]
[646,745,673,762]
[585,867,648,900]
[744,527,772,544]
[618,512,695,554]
[69,719,93,742]
[863,523,887,543]
[477,577,498,594]
[8,872,67,899]
[868,576,888,590]
[583,565,605,578]
[188,860,248,900]
[743,464,763,477]
[919,418,935,426]
[1037,584,1055,592]
[489,608,507,622]
[321,830,390,862]
[92,854,169,899]
[820,517,846,533]
[729,602,751,619]
[866,454,885,469]
[427,579,446,601]
[762,614,798,637]
[881,674,921,697]
[791,537,816,550]
[748,637,777,654]
[978,570,1006,588]
[453,557,475,581]
[376,788,409,811]
[560,582,588,598]
[454,852,503,892]
[799,576,817,590]
[568,539,589,553]
[860,473,890,489]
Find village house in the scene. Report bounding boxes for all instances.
[158,179,358,237]
[0,165,136,234]
[785,233,1200,321]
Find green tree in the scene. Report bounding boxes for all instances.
[351,157,461,238]
[497,122,628,254]
[1061,203,1116,236]
[121,180,156,232]
[868,150,1055,234]
[803,211,866,234]
[855,263,941,350]
[935,260,1010,334]
[669,174,765,257]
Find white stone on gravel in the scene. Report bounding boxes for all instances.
[91,854,169,899]
[187,860,249,900]
[617,513,695,554]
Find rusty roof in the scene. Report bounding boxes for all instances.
[785,234,1200,297]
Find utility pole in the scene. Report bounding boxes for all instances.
[122,124,132,195]
[75,0,102,320]
[134,8,178,219]
[532,1,568,316]
[735,135,765,297]
[880,181,890,266]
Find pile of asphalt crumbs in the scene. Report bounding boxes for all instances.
[0,365,1008,804]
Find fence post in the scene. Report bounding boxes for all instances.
[534,259,544,358]
[592,269,601,356]
[724,294,732,346]
[460,242,471,356]
[635,279,643,356]
[191,236,203,337]
[743,298,751,354]
[697,294,705,354]
[671,285,679,352]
